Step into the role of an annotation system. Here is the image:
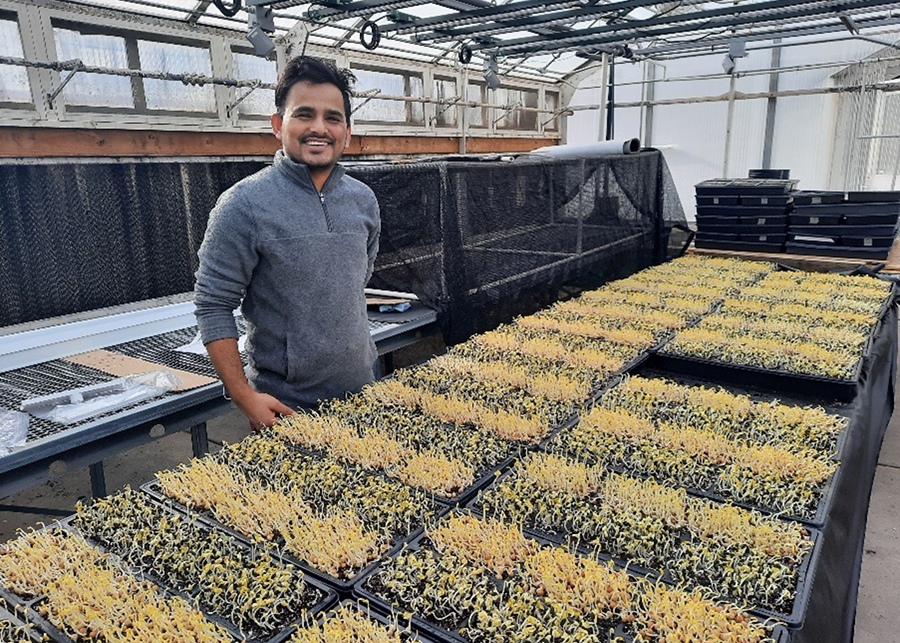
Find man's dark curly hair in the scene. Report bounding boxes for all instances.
[275,56,356,125]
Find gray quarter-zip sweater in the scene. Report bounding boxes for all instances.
[194,150,380,408]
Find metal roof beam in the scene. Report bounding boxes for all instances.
[409,5,630,43]
[382,0,589,34]
[635,13,900,57]
[472,0,899,55]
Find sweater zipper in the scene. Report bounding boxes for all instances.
[318,191,334,232]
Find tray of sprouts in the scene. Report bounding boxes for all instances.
[317,393,518,506]
[353,510,787,643]
[0,602,40,643]
[473,453,820,627]
[270,409,515,508]
[72,487,338,642]
[657,271,895,401]
[141,434,444,593]
[546,404,839,526]
[600,375,849,461]
[0,526,236,643]
[451,327,640,399]
[289,600,441,643]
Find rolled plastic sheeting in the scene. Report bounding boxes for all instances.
[526,138,641,158]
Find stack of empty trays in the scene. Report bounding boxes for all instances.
[694,178,797,252]
[787,191,900,260]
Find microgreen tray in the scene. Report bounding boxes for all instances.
[354,507,795,641]
[321,600,444,643]
[140,479,446,596]
[69,500,339,643]
[623,368,853,463]
[0,518,338,643]
[0,601,43,643]
[466,476,822,628]
[648,350,863,402]
[284,441,518,509]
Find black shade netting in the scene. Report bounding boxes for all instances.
[0,151,685,344]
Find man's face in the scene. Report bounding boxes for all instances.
[272,80,350,172]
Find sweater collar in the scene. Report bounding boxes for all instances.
[274,149,346,193]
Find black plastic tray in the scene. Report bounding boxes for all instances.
[0,518,339,643]
[794,202,900,216]
[741,195,793,206]
[696,206,741,217]
[696,195,740,206]
[697,206,788,218]
[694,215,741,226]
[696,231,740,242]
[788,233,837,245]
[846,191,900,203]
[792,191,844,206]
[696,179,796,196]
[742,233,788,244]
[739,214,789,226]
[695,238,785,253]
[789,224,897,237]
[749,169,791,180]
[842,235,895,248]
[0,602,43,642]
[789,213,843,226]
[464,486,821,629]
[785,242,891,260]
[842,212,900,226]
[141,479,445,595]
[698,224,788,235]
[649,350,862,402]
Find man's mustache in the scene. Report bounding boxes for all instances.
[301,134,335,144]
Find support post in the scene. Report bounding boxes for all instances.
[190,422,209,457]
[762,39,782,169]
[723,72,737,177]
[89,461,106,498]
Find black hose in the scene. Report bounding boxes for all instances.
[213,0,242,18]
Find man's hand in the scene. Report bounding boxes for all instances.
[205,337,294,429]
[233,389,295,429]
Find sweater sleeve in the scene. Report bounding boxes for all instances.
[365,196,381,285]
[194,190,258,344]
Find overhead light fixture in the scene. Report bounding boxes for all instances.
[483,54,500,90]
[839,12,860,34]
[721,38,748,75]
[246,0,275,58]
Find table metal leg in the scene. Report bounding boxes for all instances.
[0,504,71,516]
[89,461,106,498]
[383,352,395,376]
[190,422,209,457]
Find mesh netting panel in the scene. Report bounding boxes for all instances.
[351,151,685,343]
[0,161,265,327]
[1,152,685,344]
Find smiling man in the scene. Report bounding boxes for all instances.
[194,57,380,427]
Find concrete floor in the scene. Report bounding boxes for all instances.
[1,335,897,641]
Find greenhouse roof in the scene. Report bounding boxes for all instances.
[65,0,900,81]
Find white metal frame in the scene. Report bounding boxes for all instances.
[0,0,563,140]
